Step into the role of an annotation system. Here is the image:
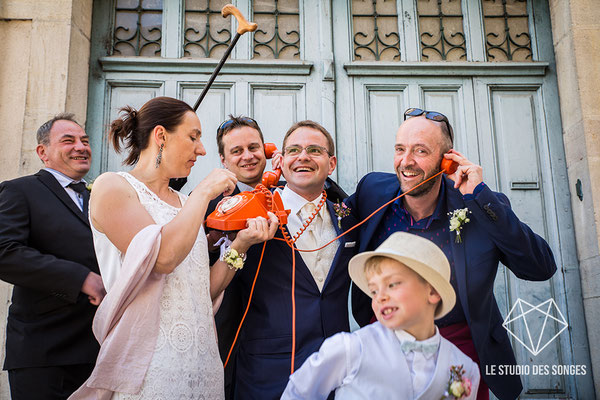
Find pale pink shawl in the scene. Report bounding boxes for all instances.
[70,224,164,399]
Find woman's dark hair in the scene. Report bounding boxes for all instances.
[109,96,194,165]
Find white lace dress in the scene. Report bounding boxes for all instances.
[91,172,224,400]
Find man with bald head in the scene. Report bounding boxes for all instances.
[346,108,557,400]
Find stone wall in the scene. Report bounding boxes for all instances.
[549,0,600,394]
[0,1,93,397]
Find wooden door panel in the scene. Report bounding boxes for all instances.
[489,88,567,395]
[178,83,234,191]
[251,83,307,150]
[104,82,163,172]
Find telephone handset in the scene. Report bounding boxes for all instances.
[261,142,282,188]
[441,157,459,175]
[205,143,289,231]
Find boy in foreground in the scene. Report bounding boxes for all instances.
[282,232,480,399]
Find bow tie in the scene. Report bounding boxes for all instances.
[401,341,438,356]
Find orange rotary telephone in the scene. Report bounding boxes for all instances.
[206,143,288,231]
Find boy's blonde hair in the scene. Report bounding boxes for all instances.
[364,256,427,285]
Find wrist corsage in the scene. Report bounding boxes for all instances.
[220,247,246,270]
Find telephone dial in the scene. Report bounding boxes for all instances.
[206,143,289,231]
[205,143,459,231]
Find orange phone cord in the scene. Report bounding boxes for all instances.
[223,168,449,374]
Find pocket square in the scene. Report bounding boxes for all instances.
[345,241,356,248]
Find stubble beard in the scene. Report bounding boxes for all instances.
[397,166,442,197]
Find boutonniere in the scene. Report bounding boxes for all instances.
[441,365,472,399]
[333,200,351,229]
[86,182,93,192]
[448,208,471,243]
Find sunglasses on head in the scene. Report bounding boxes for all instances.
[403,108,454,143]
[217,117,257,134]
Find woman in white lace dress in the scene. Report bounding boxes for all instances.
[88,97,278,399]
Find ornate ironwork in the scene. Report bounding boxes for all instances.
[253,0,300,59]
[483,0,533,61]
[418,0,466,61]
[183,0,232,58]
[113,0,162,56]
[352,0,401,61]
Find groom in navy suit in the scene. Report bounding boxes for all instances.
[346,108,557,400]
[228,120,371,399]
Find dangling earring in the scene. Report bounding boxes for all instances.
[155,143,164,168]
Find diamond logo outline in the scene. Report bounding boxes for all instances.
[502,298,568,356]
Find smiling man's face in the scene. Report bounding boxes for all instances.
[37,120,91,180]
[281,127,336,201]
[221,126,267,187]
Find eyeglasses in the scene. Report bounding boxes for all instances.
[284,144,330,157]
[403,108,454,143]
[217,117,257,135]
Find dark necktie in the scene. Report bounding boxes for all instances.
[68,182,89,216]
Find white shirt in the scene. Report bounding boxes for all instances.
[44,168,87,211]
[236,181,254,193]
[278,186,339,291]
[395,327,441,397]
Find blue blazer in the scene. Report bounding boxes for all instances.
[346,172,557,400]
[231,199,371,400]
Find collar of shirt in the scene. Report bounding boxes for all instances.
[393,177,447,229]
[394,326,441,358]
[278,185,327,234]
[44,167,87,187]
[236,181,254,193]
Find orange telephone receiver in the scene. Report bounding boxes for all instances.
[205,143,288,231]
[441,157,459,175]
[261,142,281,188]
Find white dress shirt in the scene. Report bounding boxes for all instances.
[395,327,441,397]
[278,186,339,291]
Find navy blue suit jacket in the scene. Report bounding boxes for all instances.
[346,172,557,400]
[231,199,370,400]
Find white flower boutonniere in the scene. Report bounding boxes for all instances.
[448,208,471,243]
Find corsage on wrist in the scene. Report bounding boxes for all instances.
[220,247,246,270]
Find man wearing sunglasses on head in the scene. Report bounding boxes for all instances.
[345,108,557,400]
[219,120,371,400]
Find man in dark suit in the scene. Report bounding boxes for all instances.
[345,108,557,400]
[216,120,371,400]
[0,114,105,399]
[206,116,354,399]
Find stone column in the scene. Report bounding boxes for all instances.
[549,0,600,394]
[0,1,93,396]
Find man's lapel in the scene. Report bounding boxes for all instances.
[273,226,321,294]
[361,179,400,251]
[322,201,346,291]
[445,177,471,323]
[36,169,90,226]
